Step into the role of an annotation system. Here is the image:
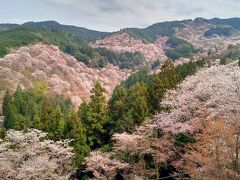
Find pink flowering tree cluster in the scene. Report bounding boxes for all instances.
[0,129,74,179]
[84,151,128,179]
[160,63,240,127]
[85,63,240,179]
[113,130,176,178]
[153,63,240,177]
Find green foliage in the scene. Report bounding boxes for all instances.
[0,28,145,69]
[2,84,89,166]
[96,48,145,69]
[149,60,181,110]
[79,81,109,148]
[21,21,109,42]
[116,68,155,91]
[210,17,240,28]
[109,60,205,134]
[175,134,197,147]
[65,111,90,166]
[165,37,197,60]
[0,21,108,42]
[109,69,154,133]
[127,82,149,125]
[222,44,240,64]
[109,85,129,133]
[110,82,149,133]
[123,21,184,42]
[109,61,180,133]
[1,59,206,168]
[8,143,17,150]
[175,60,205,80]
[220,58,227,65]
[204,27,233,37]
[151,59,161,69]
[0,128,6,139]
[3,91,18,129]
[100,143,114,152]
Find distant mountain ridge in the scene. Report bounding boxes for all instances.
[1,17,240,42]
[120,17,240,42]
[1,17,240,65]
[91,17,240,63]
[0,20,110,41]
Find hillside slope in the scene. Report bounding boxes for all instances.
[85,63,240,179]
[90,32,167,62]
[91,18,240,63]
[0,43,130,111]
[0,21,109,41]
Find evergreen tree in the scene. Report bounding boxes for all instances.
[13,86,26,115]
[127,82,149,126]
[176,60,205,79]
[51,107,65,140]
[109,85,128,133]
[40,98,55,133]
[2,86,90,167]
[150,60,181,110]
[33,112,42,129]
[79,81,109,148]
[2,91,16,129]
[66,111,90,165]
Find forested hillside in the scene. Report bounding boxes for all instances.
[0,28,145,68]
[0,43,129,112]
[1,16,240,179]
[85,62,240,179]
[0,21,109,41]
[0,60,206,178]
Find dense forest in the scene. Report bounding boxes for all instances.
[220,44,240,65]
[1,60,205,177]
[123,18,240,43]
[0,28,145,68]
[165,36,198,60]
[1,15,240,179]
[123,21,185,42]
[204,27,233,37]
[0,20,109,42]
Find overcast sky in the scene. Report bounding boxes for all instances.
[0,0,240,31]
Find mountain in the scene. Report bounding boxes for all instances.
[22,21,109,41]
[0,23,19,31]
[0,21,109,41]
[123,20,186,42]
[0,43,129,112]
[91,17,240,63]
[1,17,240,179]
[122,17,240,42]
[90,32,167,62]
[2,18,240,65]
[0,28,147,69]
[209,17,240,28]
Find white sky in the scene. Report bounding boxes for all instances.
[0,0,240,31]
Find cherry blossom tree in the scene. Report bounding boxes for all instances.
[0,129,74,179]
[159,63,240,127]
[84,151,128,179]
[112,127,176,178]
[85,63,240,179]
